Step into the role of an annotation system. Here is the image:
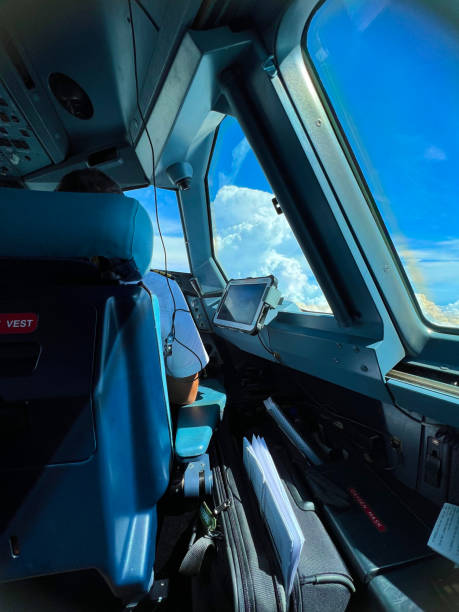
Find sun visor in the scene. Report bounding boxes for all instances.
[0,187,153,280]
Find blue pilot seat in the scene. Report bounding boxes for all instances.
[175,378,226,459]
[0,187,172,605]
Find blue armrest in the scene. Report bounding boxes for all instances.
[175,379,226,459]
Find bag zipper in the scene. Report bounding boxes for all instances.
[213,447,255,612]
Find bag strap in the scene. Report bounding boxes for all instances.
[179,534,216,576]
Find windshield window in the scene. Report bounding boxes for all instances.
[128,185,190,272]
[307,0,459,327]
[207,116,331,313]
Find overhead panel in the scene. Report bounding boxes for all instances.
[0,80,51,180]
[0,0,203,189]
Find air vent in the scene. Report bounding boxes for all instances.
[49,73,93,120]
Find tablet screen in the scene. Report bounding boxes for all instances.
[217,282,267,325]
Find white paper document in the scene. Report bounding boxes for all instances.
[428,502,459,564]
[243,435,305,596]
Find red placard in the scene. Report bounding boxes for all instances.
[348,487,387,533]
[0,313,38,334]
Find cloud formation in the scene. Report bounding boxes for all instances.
[212,184,459,326]
[415,294,459,327]
[139,183,459,328]
[212,184,331,312]
[396,237,459,317]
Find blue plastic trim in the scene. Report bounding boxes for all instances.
[0,287,171,603]
[0,187,153,277]
[151,294,173,448]
[175,379,226,459]
[388,379,459,428]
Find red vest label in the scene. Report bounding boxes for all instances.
[0,313,38,334]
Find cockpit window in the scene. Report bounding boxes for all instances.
[307,0,459,328]
[128,186,190,272]
[207,117,331,313]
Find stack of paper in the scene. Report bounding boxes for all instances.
[243,435,305,596]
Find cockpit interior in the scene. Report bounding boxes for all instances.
[0,0,458,610]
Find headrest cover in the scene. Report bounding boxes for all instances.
[0,187,153,280]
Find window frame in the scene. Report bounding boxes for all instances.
[127,184,192,274]
[172,187,192,274]
[275,0,459,368]
[204,121,229,283]
[302,0,459,336]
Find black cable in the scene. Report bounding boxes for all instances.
[173,309,207,372]
[128,0,176,320]
[130,0,205,376]
[257,332,276,358]
[392,403,425,424]
[385,383,448,427]
[141,277,204,375]
[173,336,204,373]
[129,0,210,377]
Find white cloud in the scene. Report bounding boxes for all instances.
[415,293,459,327]
[218,137,251,189]
[395,237,459,305]
[142,183,459,327]
[346,0,389,32]
[151,235,189,273]
[315,47,329,63]
[212,185,459,325]
[232,137,250,174]
[212,184,331,312]
[424,145,447,161]
[383,236,459,326]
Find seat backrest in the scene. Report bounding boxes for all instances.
[0,186,153,280]
[0,188,172,603]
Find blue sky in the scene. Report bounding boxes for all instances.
[132,0,458,324]
[207,118,271,196]
[308,0,459,324]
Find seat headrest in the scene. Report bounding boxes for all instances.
[0,187,153,280]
